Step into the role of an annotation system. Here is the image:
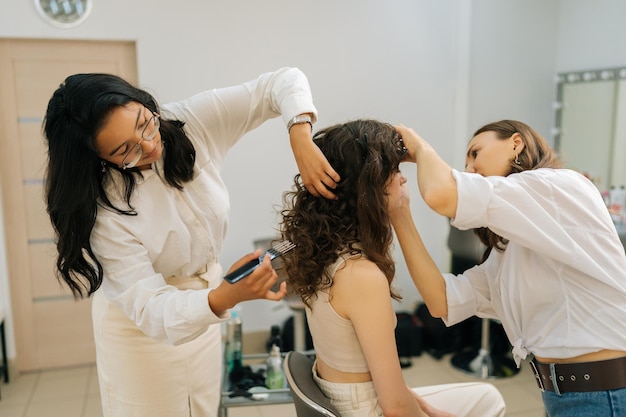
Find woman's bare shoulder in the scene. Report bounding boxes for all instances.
[333,257,389,296]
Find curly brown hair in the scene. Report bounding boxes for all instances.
[279,119,404,308]
[472,120,562,261]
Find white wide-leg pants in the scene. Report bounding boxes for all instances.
[313,364,506,417]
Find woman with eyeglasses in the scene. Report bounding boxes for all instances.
[279,119,506,417]
[42,68,339,417]
[389,120,626,417]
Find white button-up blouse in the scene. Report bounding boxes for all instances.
[90,67,317,345]
[444,168,626,365]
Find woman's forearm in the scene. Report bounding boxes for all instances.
[396,125,458,218]
[414,137,458,219]
[391,206,448,318]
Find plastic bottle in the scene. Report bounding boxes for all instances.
[266,325,282,353]
[225,308,242,374]
[265,344,284,389]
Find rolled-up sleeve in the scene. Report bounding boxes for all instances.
[442,262,498,326]
[450,170,493,229]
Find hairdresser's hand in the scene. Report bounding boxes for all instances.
[395,124,425,163]
[290,122,340,199]
[208,250,288,315]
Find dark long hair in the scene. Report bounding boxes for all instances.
[43,73,196,298]
[472,120,562,261]
[280,119,404,308]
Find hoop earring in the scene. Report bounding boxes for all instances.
[101,160,108,172]
[515,153,520,164]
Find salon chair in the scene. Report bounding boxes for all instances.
[284,351,340,417]
[447,226,519,379]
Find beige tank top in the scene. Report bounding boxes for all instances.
[306,252,395,373]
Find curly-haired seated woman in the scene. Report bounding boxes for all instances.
[279,119,506,417]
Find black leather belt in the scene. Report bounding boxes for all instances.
[530,356,626,394]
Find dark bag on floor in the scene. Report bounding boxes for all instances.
[395,312,423,367]
[415,302,479,359]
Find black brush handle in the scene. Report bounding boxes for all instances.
[223,258,262,284]
[223,241,294,284]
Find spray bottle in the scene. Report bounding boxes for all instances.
[265,344,284,389]
[225,308,242,375]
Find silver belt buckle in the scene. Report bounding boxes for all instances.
[529,360,545,392]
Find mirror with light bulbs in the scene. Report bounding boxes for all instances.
[554,67,626,243]
[554,67,626,194]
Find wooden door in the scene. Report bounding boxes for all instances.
[0,39,136,371]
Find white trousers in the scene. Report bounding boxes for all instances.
[313,366,506,417]
[92,278,222,417]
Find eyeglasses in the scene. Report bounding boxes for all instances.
[121,113,160,169]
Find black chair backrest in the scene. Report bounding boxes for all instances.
[283,351,341,417]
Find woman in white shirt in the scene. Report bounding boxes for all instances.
[390,120,626,417]
[280,119,506,417]
[42,68,339,417]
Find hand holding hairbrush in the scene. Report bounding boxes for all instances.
[223,240,295,284]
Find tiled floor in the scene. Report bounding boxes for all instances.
[0,353,546,417]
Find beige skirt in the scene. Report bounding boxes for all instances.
[92,276,222,417]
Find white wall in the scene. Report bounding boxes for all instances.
[555,0,626,72]
[0,0,615,359]
[469,1,559,138]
